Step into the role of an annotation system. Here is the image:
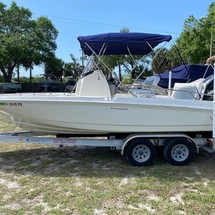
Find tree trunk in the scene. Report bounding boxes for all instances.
[29,67,32,83]
[0,64,14,83]
[17,64,20,83]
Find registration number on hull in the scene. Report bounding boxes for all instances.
[0,102,23,107]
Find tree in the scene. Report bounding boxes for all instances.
[0,2,32,82]
[170,3,215,64]
[44,56,64,82]
[0,2,58,83]
[23,16,58,83]
[151,47,183,74]
[151,48,170,73]
[121,55,152,79]
[64,54,83,80]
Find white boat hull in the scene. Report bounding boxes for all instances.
[0,93,212,135]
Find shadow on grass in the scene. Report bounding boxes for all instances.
[0,144,215,181]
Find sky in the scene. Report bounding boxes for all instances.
[2,0,215,77]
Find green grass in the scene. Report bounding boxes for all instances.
[0,117,215,214]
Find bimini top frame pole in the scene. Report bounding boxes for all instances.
[83,42,113,75]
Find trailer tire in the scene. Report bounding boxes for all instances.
[163,138,194,166]
[125,138,155,166]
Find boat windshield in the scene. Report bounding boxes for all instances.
[202,74,214,84]
[81,56,99,78]
[143,75,160,86]
[202,75,214,100]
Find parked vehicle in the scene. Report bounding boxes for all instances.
[65,80,76,92]
[0,83,22,93]
[39,80,59,92]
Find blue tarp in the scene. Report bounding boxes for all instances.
[78,32,172,56]
[158,64,214,88]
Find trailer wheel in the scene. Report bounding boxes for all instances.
[163,138,194,166]
[125,138,155,166]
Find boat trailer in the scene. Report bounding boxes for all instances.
[0,131,214,166]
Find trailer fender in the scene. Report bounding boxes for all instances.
[186,138,199,154]
[121,134,199,155]
[121,134,150,155]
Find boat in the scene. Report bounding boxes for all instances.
[129,63,214,97]
[0,32,213,137]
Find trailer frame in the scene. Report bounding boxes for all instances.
[0,131,214,166]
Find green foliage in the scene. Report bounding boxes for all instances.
[122,55,151,79]
[63,54,83,80]
[99,50,152,80]
[0,1,58,83]
[121,75,132,84]
[43,53,83,82]
[14,76,43,83]
[44,56,64,81]
[171,3,215,64]
[151,47,184,73]
[151,48,170,73]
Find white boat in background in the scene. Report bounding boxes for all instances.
[129,63,214,97]
[0,32,213,137]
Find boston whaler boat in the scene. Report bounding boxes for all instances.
[0,32,214,166]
